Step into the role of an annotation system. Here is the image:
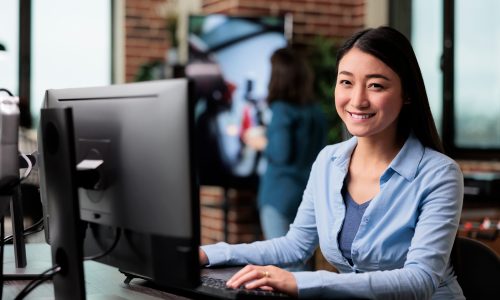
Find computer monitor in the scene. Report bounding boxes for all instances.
[38,79,200,290]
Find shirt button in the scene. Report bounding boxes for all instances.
[363,217,369,223]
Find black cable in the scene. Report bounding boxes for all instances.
[23,218,44,233]
[0,178,22,196]
[3,217,44,244]
[1,153,40,245]
[13,226,120,298]
[14,264,61,300]
[0,154,34,196]
[0,88,14,96]
[84,227,122,261]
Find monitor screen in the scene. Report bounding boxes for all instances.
[187,14,291,187]
[38,79,200,288]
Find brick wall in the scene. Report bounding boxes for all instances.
[201,0,365,45]
[125,0,170,82]
[123,0,365,82]
[200,186,262,245]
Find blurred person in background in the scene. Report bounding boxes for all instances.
[243,47,327,246]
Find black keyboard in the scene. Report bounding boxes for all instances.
[197,275,292,299]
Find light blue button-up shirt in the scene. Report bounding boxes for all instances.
[202,134,465,299]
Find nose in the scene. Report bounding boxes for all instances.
[350,86,369,109]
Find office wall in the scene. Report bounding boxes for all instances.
[202,0,365,44]
[123,0,367,82]
[125,0,170,82]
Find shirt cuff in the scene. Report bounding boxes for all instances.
[200,242,229,267]
[292,271,324,298]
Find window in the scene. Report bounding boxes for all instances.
[454,0,500,149]
[0,0,20,95]
[411,0,500,159]
[0,0,112,127]
[30,0,112,126]
[411,0,443,135]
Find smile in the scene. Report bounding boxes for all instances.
[348,111,376,119]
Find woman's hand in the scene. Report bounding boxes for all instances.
[242,126,267,151]
[226,264,298,297]
[199,248,208,266]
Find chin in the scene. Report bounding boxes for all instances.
[344,128,371,138]
[349,133,369,138]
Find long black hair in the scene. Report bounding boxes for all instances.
[336,26,444,153]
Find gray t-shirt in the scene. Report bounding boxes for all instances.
[338,189,371,265]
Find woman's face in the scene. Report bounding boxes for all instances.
[335,47,404,140]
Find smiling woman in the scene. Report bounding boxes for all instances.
[199,26,465,300]
[335,47,404,142]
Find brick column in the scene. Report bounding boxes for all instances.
[200,186,263,245]
[125,0,170,82]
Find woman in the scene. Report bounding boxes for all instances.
[244,47,327,241]
[200,27,464,299]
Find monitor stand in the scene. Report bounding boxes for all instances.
[39,107,86,299]
[2,192,52,280]
[2,243,52,279]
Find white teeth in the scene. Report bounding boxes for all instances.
[349,112,374,119]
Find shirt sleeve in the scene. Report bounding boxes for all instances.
[201,223,318,269]
[293,162,464,299]
[201,159,320,267]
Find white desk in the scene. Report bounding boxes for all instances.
[2,243,191,299]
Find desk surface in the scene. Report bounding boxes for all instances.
[3,243,218,300]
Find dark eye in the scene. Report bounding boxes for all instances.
[339,79,351,86]
[368,83,384,90]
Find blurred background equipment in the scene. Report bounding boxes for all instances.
[186,14,290,188]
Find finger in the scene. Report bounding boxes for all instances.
[244,277,270,290]
[199,248,208,266]
[226,265,255,286]
[227,268,261,289]
[227,268,264,289]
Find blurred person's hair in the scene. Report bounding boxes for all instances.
[267,47,315,105]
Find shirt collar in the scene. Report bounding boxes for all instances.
[330,136,358,168]
[330,133,425,181]
[388,133,424,181]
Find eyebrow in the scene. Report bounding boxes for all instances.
[338,71,391,81]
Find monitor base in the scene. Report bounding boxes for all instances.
[2,243,53,280]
